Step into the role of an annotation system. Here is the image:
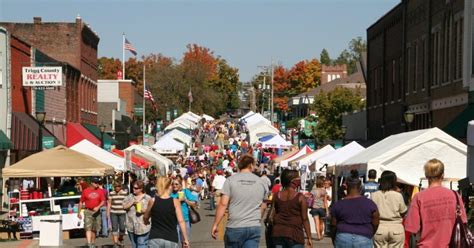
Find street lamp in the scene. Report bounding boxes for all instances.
[341,125,347,145]
[35,111,46,152]
[99,123,106,149]
[404,111,415,131]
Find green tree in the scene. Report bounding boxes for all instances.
[320,49,332,66]
[334,36,367,75]
[311,86,364,141]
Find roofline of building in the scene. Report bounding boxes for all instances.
[367,1,403,32]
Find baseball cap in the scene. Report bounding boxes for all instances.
[91,177,101,184]
[217,170,223,175]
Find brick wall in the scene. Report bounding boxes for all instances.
[10,35,31,113]
[321,65,347,84]
[0,17,100,125]
[119,81,135,117]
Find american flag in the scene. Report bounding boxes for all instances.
[124,38,137,56]
[144,86,155,102]
[188,89,193,103]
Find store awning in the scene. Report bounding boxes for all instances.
[444,104,474,139]
[11,112,61,151]
[66,122,100,147]
[0,130,12,150]
[82,123,118,145]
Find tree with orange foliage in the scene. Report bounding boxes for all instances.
[287,59,321,94]
[98,57,121,79]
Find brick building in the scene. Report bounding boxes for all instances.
[321,64,347,84]
[0,16,100,125]
[367,0,467,141]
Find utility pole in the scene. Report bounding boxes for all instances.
[270,59,274,124]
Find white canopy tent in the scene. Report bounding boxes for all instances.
[280,145,313,168]
[338,128,467,186]
[243,113,271,126]
[174,112,201,124]
[259,135,292,149]
[71,140,125,171]
[125,145,173,176]
[291,145,335,171]
[153,135,186,154]
[162,129,192,145]
[240,111,255,121]
[320,141,365,172]
[165,118,197,131]
[202,114,215,121]
[247,121,280,144]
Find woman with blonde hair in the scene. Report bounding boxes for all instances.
[405,159,467,247]
[144,176,190,248]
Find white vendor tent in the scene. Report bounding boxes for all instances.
[125,145,173,176]
[202,114,215,121]
[153,135,186,154]
[243,113,271,126]
[248,121,280,145]
[71,140,125,171]
[240,111,255,120]
[320,141,365,172]
[280,145,313,168]
[163,129,192,145]
[338,128,467,186]
[165,118,197,131]
[289,145,335,171]
[175,112,201,124]
[3,146,115,177]
[259,135,292,149]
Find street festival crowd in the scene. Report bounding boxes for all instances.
[72,117,470,248]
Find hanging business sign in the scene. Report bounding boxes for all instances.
[22,67,63,88]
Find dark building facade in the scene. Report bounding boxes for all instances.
[367,0,466,140]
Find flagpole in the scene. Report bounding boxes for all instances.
[189,86,191,112]
[143,64,146,143]
[122,33,125,80]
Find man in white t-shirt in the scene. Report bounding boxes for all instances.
[212,170,227,208]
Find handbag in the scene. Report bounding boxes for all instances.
[188,205,201,224]
[449,190,474,248]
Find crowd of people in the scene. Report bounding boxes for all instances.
[74,118,469,248]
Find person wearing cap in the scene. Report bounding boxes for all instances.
[330,177,380,247]
[78,177,106,248]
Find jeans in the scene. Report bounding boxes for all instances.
[177,221,191,244]
[99,207,108,237]
[335,233,373,248]
[209,194,216,210]
[128,232,149,248]
[148,238,178,248]
[110,213,126,235]
[273,236,304,248]
[224,226,261,248]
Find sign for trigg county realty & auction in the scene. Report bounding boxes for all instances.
[22,67,63,87]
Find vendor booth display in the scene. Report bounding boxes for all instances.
[318,141,365,173]
[338,128,467,186]
[71,140,125,171]
[2,146,115,239]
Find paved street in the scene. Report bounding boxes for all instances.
[0,200,333,247]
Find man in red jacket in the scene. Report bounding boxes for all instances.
[78,177,106,248]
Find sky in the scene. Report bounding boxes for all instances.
[1,0,399,82]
